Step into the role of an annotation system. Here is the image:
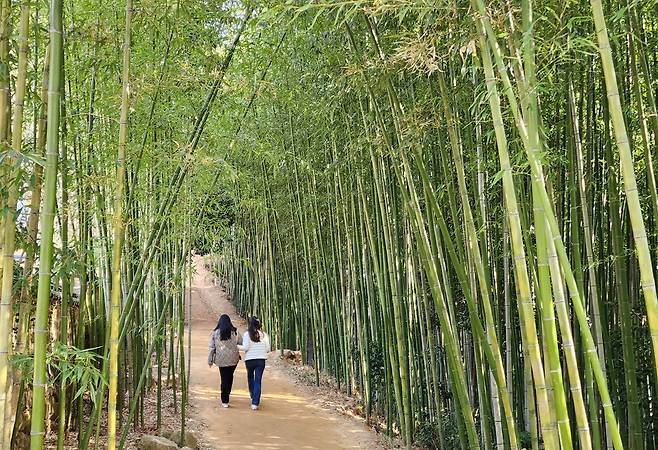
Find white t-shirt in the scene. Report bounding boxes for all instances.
[238,330,271,361]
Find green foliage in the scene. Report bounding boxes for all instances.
[192,188,236,255]
[367,341,385,387]
[518,430,533,449]
[414,413,460,449]
[10,343,105,405]
[414,420,441,449]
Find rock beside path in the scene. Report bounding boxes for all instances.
[169,430,199,449]
[159,429,199,450]
[138,435,179,450]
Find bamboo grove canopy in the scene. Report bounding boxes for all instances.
[1,0,658,449]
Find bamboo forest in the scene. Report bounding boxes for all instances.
[3,0,658,449]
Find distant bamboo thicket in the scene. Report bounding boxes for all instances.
[214,1,658,449]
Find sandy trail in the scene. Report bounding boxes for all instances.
[186,256,380,450]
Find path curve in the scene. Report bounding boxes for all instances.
[187,256,380,450]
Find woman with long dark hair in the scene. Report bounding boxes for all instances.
[238,316,271,410]
[207,314,242,407]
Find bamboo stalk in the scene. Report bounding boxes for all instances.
[106,1,132,448]
[589,0,658,390]
[29,0,63,446]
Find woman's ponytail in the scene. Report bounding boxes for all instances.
[248,316,261,342]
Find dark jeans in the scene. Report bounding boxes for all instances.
[245,359,266,406]
[219,365,237,404]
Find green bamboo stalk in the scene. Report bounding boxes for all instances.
[0,0,12,443]
[57,38,70,450]
[1,0,29,444]
[18,45,49,361]
[544,213,592,450]
[436,71,518,449]
[589,0,658,390]
[473,6,623,445]
[29,0,63,446]
[470,12,558,447]
[107,1,132,448]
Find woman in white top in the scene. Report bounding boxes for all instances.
[237,316,271,410]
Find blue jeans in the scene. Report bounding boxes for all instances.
[245,359,266,406]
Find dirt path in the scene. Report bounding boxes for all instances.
[186,256,382,450]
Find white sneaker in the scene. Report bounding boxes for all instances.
[221,403,229,408]
[251,404,258,410]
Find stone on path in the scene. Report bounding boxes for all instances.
[138,435,178,450]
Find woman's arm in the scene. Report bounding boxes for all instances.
[237,332,250,352]
[207,332,216,366]
[264,332,271,353]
